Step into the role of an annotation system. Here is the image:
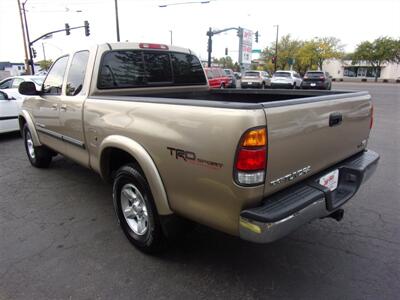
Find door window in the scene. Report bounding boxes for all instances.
[0,79,12,89]
[66,51,89,96]
[42,56,69,95]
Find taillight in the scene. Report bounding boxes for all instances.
[319,76,325,81]
[139,43,169,50]
[370,104,374,129]
[234,127,267,186]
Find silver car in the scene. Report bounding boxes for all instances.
[240,71,271,89]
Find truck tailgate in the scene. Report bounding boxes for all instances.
[263,92,372,196]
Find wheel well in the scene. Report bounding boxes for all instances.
[101,147,144,182]
[19,116,26,134]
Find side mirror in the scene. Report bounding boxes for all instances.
[19,81,39,96]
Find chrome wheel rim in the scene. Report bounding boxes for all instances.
[26,131,35,159]
[120,183,149,235]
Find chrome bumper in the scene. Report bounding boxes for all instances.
[239,149,380,243]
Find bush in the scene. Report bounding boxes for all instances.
[332,78,336,81]
[361,78,367,82]
[339,78,343,82]
[396,79,400,83]
[383,79,389,83]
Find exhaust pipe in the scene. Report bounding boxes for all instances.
[328,209,344,222]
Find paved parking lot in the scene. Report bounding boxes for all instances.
[0,82,399,299]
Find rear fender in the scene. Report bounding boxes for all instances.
[99,135,172,215]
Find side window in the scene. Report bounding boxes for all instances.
[171,53,207,84]
[143,51,172,83]
[42,56,69,95]
[0,79,12,89]
[12,78,24,88]
[66,51,89,96]
[98,51,145,89]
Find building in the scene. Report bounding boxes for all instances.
[323,59,400,82]
[0,62,41,80]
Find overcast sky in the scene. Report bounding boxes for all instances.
[0,0,399,63]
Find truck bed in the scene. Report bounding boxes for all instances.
[91,89,366,109]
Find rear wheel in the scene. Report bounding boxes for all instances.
[113,164,165,253]
[261,82,265,89]
[23,124,53,168]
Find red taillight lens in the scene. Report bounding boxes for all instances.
[234,127,267,185]
[370,105,374,129]
[236,148,266,171]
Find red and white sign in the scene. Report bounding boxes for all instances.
[241,29,253,64]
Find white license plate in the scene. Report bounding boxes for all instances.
[310,83,316,86]
[319,169,339,191]
[248,82,252,85]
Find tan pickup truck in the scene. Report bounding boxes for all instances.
[18,43,379,253]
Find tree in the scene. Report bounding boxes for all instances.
[212,56,234,69]
[37,59,53,71]
[353,37,399,82]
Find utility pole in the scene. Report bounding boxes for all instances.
[274,24,279,72]
[21,0,35,74]
[114,0,120,42]
[17,0,30,74]
[169,30,173,45]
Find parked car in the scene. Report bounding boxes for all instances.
[204,67,230,89]
[271,70,302,89]
[301,71,332,90]
[223,69,237,88]
[240,70,271,88]
[18,42,378,253]
[0,90,21,134]
[0,75,45,100]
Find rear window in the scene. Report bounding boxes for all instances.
[306,72,324,77]
[244,72,260,77]
[98,50,206,89]
[273,72,291,78]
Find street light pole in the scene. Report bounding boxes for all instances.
[22,0,35,74]
[169,30,173,45]
[114,0,120,42]
[274,24,279,72]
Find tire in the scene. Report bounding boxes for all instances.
[113,164,165,253]
[261,82,265,89]
[293,82,296,89]
[220,83,225,89]
[23,124,52,168]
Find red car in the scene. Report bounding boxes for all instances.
[204,67,230,89]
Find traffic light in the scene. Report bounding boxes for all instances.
[255,31,259,43]
[65,23,70,35]
[32,48,37,58]
[84,20,90,36]
[225,48,228,56]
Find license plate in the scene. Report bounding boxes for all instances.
[310,83,316,86]
[248,82,252,85]
[319,169,339,191]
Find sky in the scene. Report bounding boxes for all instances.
[0,0,399,63]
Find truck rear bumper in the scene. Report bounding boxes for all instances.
[239,149,379,243]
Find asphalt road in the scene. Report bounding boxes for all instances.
[1,82,399,299]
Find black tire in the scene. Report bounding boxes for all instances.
[113,164,165,253]
[23,124,52,168]
[261,82,265,89]
[293,83,296,89]
[220,83,225,89]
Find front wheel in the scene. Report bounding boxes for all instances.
[23,124,53,168]
[113,164,165,253]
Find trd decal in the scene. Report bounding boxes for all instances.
[167,147,223,169]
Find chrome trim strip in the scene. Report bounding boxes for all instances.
[36,126,85,149]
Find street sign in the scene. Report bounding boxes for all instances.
[241,28,253,64]
[252,49,262,53]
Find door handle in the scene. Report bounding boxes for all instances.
[329,112,343,127]
[60,104,67,112]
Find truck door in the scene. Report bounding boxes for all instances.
[58,50,90,167]
[32,55,69,154]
